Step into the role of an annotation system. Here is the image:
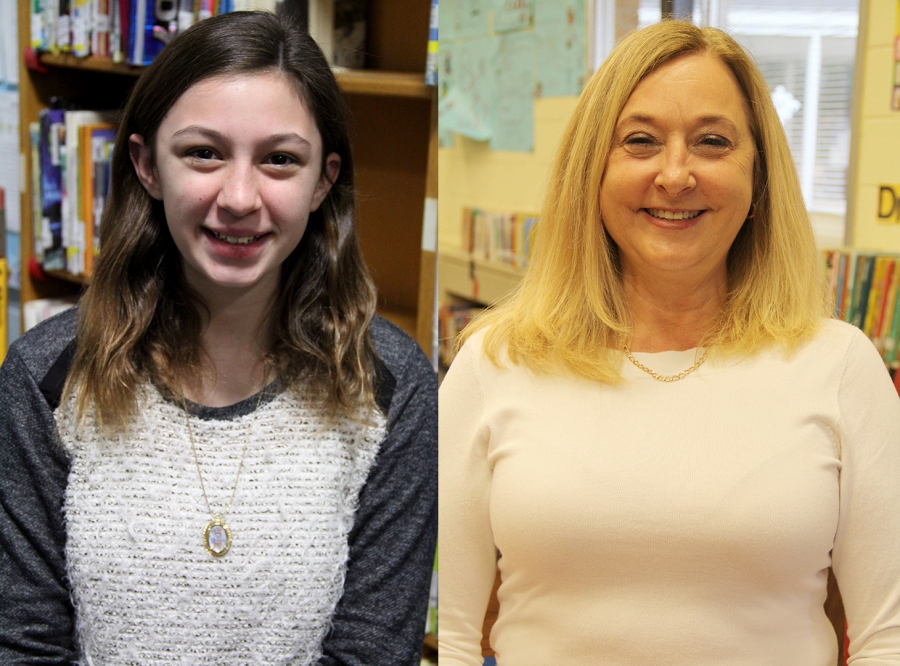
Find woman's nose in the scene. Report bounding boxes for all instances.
[654,145,696,197]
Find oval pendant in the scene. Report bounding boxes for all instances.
[204,516,232,557]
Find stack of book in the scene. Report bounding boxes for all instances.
[29,0,369,67]
[29,0,279,65]
[824,249,900,366]
[438,299,483,368]
[30,106,117,277]
[462,207,538,268]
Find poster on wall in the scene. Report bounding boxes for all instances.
[439,0,586,152]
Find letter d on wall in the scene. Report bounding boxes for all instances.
[878,185,900,223]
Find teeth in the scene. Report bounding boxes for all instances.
[210,230,261,245]
[647,209,702,221]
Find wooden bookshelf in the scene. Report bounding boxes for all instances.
[439,248,525,307]
[16,0,436,355]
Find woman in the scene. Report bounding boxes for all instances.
[439,20,900,665]
[0,11,436,665]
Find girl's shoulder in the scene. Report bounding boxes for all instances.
[5,306,78,408]
[368,315,436,416]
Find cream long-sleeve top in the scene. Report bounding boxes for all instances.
[438,319,900,665]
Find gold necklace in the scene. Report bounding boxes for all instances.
[183,391,264,557]
[623,345,709,382]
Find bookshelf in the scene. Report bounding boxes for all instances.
[439,248,523,306]
[15,0,437,355]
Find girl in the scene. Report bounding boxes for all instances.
[0,11,436,665]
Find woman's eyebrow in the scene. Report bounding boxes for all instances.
[619,113,735,126]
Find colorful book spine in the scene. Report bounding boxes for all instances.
[462,207,539,267]
[29,122,44,263]
[88,126,116,275]
[31,0,46,49]
[826,249,900,368]
[63,110,117,275]
[39,107,66,271]
[425,0,438,86]
[0,188,6,365]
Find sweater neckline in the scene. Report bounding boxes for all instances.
[163,377,283,421]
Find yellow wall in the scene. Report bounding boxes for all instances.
[851,0,900,250]
[437,96,577,251]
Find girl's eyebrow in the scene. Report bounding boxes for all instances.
[170,126,313,149]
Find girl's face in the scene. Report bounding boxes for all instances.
[129,71,339,301]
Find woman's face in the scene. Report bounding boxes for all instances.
[599,52,755,287]
[129,71,339,300]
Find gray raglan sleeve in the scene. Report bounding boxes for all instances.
[0,330,78,663]
[317,319,438,666]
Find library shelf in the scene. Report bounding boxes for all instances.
[439,248,525,307]
[34,52,431,100]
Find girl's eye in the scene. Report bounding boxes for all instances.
[187,147,217,160]
[267,153,298,166]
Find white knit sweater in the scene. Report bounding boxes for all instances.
[57,385,385,665]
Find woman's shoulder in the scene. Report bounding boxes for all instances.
[5,306,78,386]
[813,317,876,355]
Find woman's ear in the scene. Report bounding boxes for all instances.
[311,153,341,212]
[128,134,163,200]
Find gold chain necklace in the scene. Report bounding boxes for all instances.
[183,391,264,557]
[623,345,709,382]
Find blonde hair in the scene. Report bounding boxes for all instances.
[461,20,827,382]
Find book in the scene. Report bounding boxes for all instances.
[71,0,92,56]
[863,255,888,337]
[333,0,365,68]
[0,187,6,364]
[31,0,46,50]
[23,298,77,332]
[824,249,900,367]
[39,106,66,271]
[462,207,539,267]
[29,121,44,263]
[87,125,116,275]
[425,0,437,86]
[92,0,112,57]
[63,110,117,275]
[58,0,73,52]
[874,258,897,354]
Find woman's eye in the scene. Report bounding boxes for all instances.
[624,134,655,146]
[699,135,730,148]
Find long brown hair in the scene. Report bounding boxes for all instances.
[67,11,377,430]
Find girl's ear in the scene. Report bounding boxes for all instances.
[311,153,341,212]
[128,134,163,200]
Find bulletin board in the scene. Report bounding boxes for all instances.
[439,0,587,152]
